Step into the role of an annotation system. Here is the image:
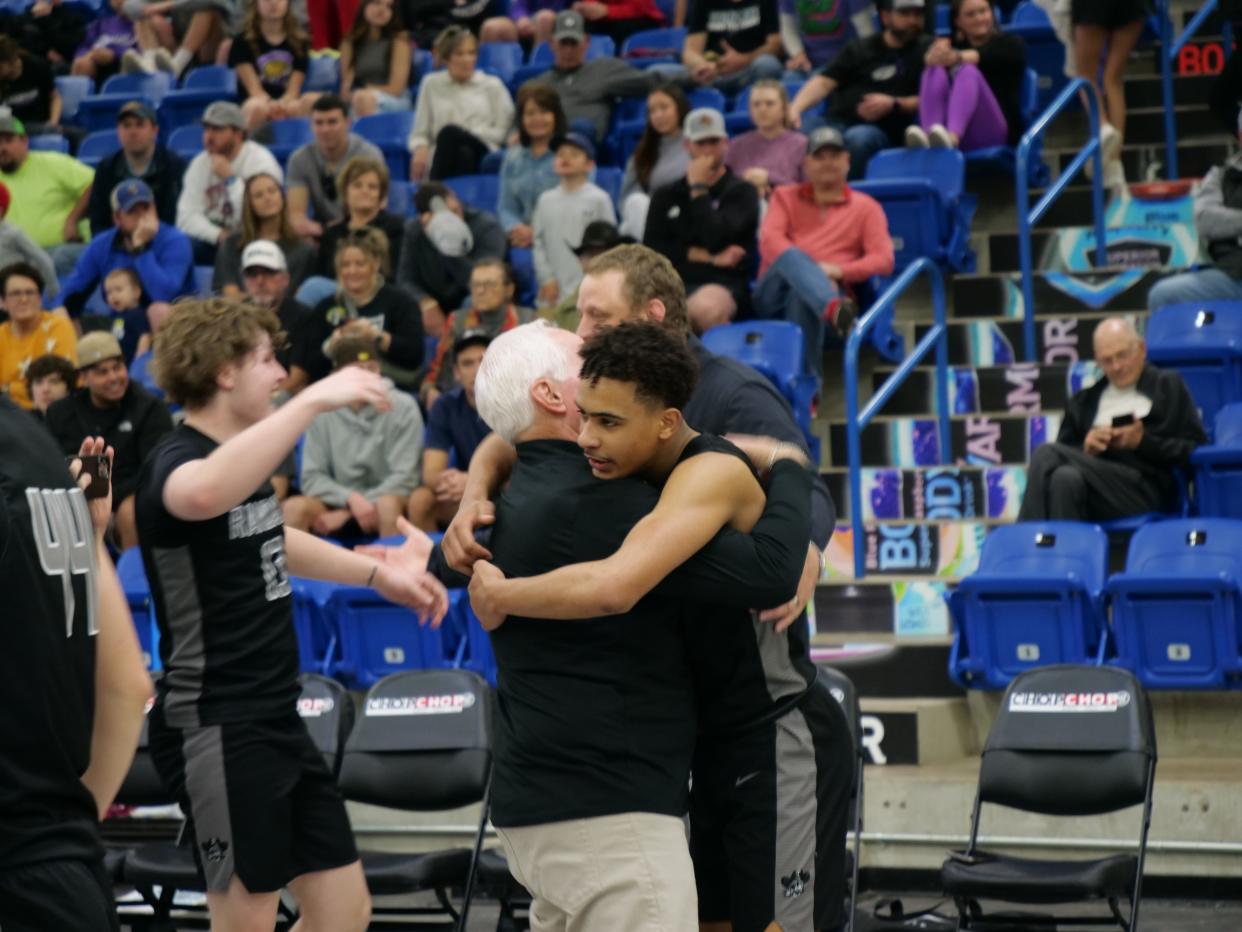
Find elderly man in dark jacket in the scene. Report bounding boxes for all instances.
[1018,316,1207,522]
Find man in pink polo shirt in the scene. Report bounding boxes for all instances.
[754,125,894,376]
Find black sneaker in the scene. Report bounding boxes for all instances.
[831,297,859,339]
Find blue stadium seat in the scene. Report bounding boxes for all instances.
[290,576,341,675]
[1107,518,1242,689]
[964,69,1048,186]
[77,129,120,167]
[265,117,313,166]
[354,110,415,183]
[593,166,623,207]
[853,148,977,273]
[478,41,524,85]
[389,179,416,216]
[158,65,238,137]
[1193,404,1242,520]
[444,173,500,212]
[54,75,94,124]
[1006,1,1069,109]
[510,61,548,90]
[453,596,497,686]
[116,548,160,670]
[619,26,687,67]
[328,586,454,688]
[479,148,505,174]
[304,54,341,93]
[129,350,162,398]
[529,35,615,67]
[413,47,434,81]
[29,134,68,153]
[687,86,727,112]
[700,320,820,459]
[508,245,536,306]
[1145,301,1242,440]
[947,522,1110,689]
[78,72,174,133]
[167,124,204,161]
[193,265,213,295]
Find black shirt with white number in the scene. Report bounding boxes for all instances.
[688,0,778,56]
[136,424,298,729]
[0,398,101,869]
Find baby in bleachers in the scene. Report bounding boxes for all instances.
[103,266,151,361]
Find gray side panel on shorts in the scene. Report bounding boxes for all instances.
[153,545,206,730]
[773,705,818,930]
[182,725,235,893]
[753,618,811,704]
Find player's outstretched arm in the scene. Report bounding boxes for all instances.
[442,433,518,575]
[162,368,392,522]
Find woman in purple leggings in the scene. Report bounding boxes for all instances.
[906,0,1027,151]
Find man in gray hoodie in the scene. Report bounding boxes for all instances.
[282,336,425,538]
[0,179,58,299]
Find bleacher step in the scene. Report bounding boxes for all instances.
[1120,106,1219,147]
[1051,139,1228,183]
[1124,72,1216,108]
[868,362,1098,417]
[1020,184,1196,233]
[822,465,1027,522]
[951,269,1163,320]
[986,221,1198,275]
[907,314,1146,367]
[824,412,1059,468]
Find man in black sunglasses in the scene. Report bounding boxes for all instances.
[287,95,383,241]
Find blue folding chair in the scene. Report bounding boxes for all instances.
[619,26,687,67]
[445,174,500,212]
[166,124,204,161]
[1145,301,1242,441]
[1192,404,1242,519]
[116,548,160,671]
[304,55,341,93]
[354,110,416,183]
[1006,1,1070,109]
[77,129,121,167]
[54,75,94,125]
[29,134,68,153]
[947,522,1110,689]
[290,576,342,675]
[78,72,174,133]
[158,65,237,138]
[265,117,313,166]
[328,586,455,689]
[1107,518,1242,689]
[700,321,820,460]
[478,41,523,85]
[853,148,977,273]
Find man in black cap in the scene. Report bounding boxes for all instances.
[546,219,633,333]
[407,328,494,532]
[88,100,186,236]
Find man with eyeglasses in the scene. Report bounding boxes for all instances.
[286,95,383,241]
[1018,316,1207,522]
[240,240,311,380]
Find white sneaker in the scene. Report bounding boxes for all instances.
[121,49,153,74]
[151,49,176,74]
[905,125,930,148]
[929,123,956,148]
[1100,122,1122,162]
[1103,157,1126,191]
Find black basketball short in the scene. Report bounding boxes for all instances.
[1071,0,1150,29]
[690,689,855,932]
[0,857,120,932]
[150,710,358,894]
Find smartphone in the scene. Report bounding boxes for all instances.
[68,454,111,500]
[1111,413,1135,428]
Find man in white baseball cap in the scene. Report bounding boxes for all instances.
[241,240,311,380]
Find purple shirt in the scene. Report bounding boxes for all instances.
[508,0,566,20]
[725,129,807,189]
[75,15,137,60]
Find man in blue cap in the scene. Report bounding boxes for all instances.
[88,100,186,237]
[54,178,197,336]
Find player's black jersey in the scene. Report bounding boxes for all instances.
[0,399,102,868]
[136,424,299,729]
[676,433,818,735]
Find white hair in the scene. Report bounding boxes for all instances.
[474,320,579,444]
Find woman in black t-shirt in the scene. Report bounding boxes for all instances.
[228,0,312,131]
[907,0,1026,150]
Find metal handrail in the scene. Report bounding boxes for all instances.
[843,258,950,579]
[1016,78,1107,361]
[1160,0,1222,180]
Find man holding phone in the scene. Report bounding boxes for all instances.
[1018,317,1207,522]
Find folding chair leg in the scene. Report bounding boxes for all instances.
[455,775,493,932]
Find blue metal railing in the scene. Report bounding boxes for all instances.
[844,258,951,580]
[1016,78,1108,362]
[1160,0,1225,180]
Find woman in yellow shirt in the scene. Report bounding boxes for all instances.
[0,263,76,409]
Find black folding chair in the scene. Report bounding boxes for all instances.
[338,668,493,930]
[941,665,1157,931]
[816,666,866,932]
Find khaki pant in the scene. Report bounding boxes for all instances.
[496,812,698,932]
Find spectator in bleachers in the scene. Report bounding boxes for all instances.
[55,179,195,334]
[71,0,140,82]
[534,131,615,308]
[0,180,59,299]
[421,257,532,406]
[755,126,893,375]
[480,0,563,45]
[286,95,383,240]
[789,0,931,178]
[0,263,76,409]
[314,155,404,281]
[176,100,283,264]
[407,25,515,181]
[1018,317,1206,522]
[668,0,782,94]
[0,110,93,278]
[578,0,664,46]
[45,330,173,549]
[229,0,312,130]
[1148,134,1242,311]
[396,180,506,334]
[340,0,412,117]
[292,227,425,388]
[780,0,875,75]
[239,239,310,379]
[407,327,491,530]
[0,35,63,137]
[542,218,631,331]
[1071,0,1143,187]
[532,10,657,142]
[396,0,451,49]
[905,0,1025,151]
[725,79,806,200]
[620,82,689,238]
[0,0,86,74]
[122,0,230,78]
[643,107,759,331]
[499,82,566,250]
[283,334,423,537]
[101,267,153,361]
[24,352,76,419]
[89,101,185,237]
[214,171,315,296]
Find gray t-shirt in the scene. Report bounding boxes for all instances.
[286,134,384,226]
[353,36,394,88]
